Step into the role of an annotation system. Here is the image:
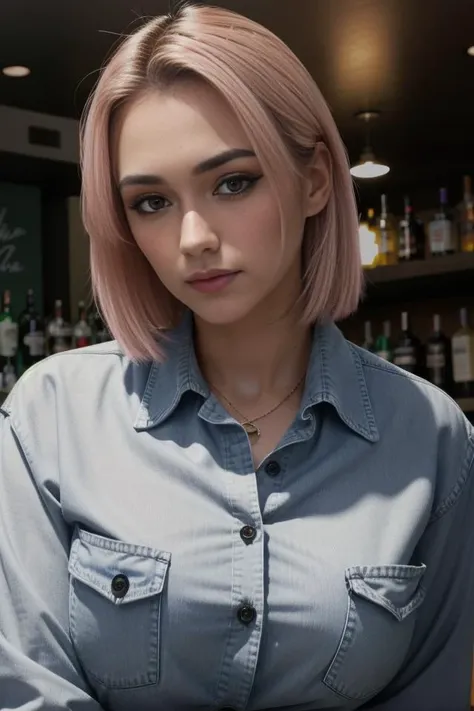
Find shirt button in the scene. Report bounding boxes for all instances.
[265,460,281,477]
[237,604,256,625]
[240,525,256,543]
[111,574,130,598]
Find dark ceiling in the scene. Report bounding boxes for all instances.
[1,0,474,210]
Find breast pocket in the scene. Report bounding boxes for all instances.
[68,528,171,690]
[323,564,426,702]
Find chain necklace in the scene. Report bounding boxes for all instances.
[211,373,306,441]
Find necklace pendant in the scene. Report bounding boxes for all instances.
[242,421,261,440]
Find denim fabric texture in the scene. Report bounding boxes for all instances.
[1,313,473,711]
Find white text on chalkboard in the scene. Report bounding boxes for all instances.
[0,207,25,273]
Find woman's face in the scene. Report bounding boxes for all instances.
[117,81,328,326]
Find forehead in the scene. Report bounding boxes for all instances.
[116,81,253,176]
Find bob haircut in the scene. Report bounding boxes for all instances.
[81,2,363,362]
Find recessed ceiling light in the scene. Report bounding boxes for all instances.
[467,46,474,56]
[2,65,31,78]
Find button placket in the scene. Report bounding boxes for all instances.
[217,437,264,709]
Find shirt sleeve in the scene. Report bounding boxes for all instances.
[363,432,474,711]
[0,411,103,709]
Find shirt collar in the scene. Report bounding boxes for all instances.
[134,311,379,442]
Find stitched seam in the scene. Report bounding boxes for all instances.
[429,433,474,522]
[360,356,461,400]
[78,529,169,561]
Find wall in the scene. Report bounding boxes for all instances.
[67,196,91,314]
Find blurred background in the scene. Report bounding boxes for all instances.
[1,0,474,415]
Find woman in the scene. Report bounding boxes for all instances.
[1,4,473,710]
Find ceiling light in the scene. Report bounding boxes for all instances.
[2,65,31,78]
[468,46,474,56]
[350,110,390,180]
[350,151,390,178]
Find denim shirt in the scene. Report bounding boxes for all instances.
[1,314,474,711]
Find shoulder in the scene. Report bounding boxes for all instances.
[3,341,122,402]
[353,342,468,429]
[1,341,150,427]
[352,342,474,514]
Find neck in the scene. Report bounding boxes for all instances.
[194,304,312,407]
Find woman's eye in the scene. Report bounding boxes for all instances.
[215,175,259,197]
[130,195,170,214]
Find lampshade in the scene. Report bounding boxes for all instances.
[350,148,390,179]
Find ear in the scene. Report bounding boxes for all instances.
[302,141,332,218]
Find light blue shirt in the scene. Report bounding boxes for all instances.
[1,313,474,710]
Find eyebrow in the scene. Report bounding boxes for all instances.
[118,148,256,190]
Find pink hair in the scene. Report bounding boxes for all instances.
[80,3,363,362]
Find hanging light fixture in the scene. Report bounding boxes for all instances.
[350,111,390,179]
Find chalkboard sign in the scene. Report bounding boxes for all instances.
[0,182,43,319]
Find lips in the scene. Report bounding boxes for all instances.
[186,270,240,293]
[187,269,238,283]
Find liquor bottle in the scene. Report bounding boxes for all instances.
[2,360,17,393]
[88,307,110,344]
[426,314,453,394]
[375,320,393,361]
[17,288,45,374]
[398,196,425,261]
[428,187,457,256]
[359,208,379,268]
[73,301,92,348]
[46,299,72,355]
[0,290,19,388]
[362,321,374,352]
[460,175,474,253]
[451,308,474,398]
[374,194,398,266]
[393,312,424,376]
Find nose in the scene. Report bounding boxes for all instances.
[179,210,219,257]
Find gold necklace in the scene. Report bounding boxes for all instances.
[211,373,306,441]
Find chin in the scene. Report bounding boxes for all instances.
[188,299,260,326]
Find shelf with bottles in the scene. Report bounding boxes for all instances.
[349,306,474,414]
[0,288,111,397]
[359,176,474,301]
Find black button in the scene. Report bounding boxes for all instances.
[111,574,129,598]
[265,460,281,477]
[240,525,256,543]
[237,604,256,625]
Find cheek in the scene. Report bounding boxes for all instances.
[229,193,282,253]
[129,220,173,269]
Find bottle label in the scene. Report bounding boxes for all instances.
[52,338,69,354]
[427,353,446,369]
[2,363,17,392]
[379,229,390,254]
[376,350,391,361]
[75,336,90,348]
[0,321,19,357]
[452,335,474,382]
[24,332,45,357]
[429,219,455,253]
[394,354,416,367]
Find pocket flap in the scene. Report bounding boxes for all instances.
[68,528,171,605]
[346,564,426,622]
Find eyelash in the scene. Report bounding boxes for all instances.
[129,173,262,215]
